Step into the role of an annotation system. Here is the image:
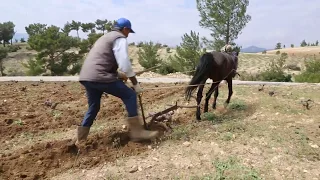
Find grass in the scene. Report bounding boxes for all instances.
[189,156,261,180]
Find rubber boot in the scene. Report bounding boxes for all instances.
[126,116,159,142]
[75,126,90,146]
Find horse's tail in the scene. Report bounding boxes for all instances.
[185,52,213,101]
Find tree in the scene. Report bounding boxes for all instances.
[24,24,82,75]
[291,44,294,48]
[81,23,96,33]
[283,44,285,48]
[78,32,103,54]
[275,42,282,49]
[300,40,307,47]
[95,19,109,34]
[169,31,205,74]
[0,21,15,47]
[0,47,8,76]
[196,0,251,50]
[62,22,72,35]
[70,20,81,38]
[25,23,47,37]
[316,40,319,46]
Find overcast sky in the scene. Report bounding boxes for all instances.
[0,0,319,49]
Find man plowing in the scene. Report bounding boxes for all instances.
[75,18,159,145]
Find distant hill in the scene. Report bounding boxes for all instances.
[13,33,29,42]
[241,46,267,53]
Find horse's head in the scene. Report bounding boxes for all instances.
[231,51,239,57]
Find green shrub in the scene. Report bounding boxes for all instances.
[295,57,320,83]
[137,42,143,47]
[286,63,301,71]
[7,45,21,52]
[156,60,177,75]
[240,53,292,82]
[166,47,171,53]
[137,41,161,69]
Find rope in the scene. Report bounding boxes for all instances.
[141,69,236,91]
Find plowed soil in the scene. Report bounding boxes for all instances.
[1,81,320,180]
[0,81,189,180]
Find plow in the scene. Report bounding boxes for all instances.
[138,94,197,131]
[120,65,198,131]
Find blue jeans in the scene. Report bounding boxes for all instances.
[80,80,138,127]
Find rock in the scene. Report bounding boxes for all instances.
[309,143,319,149]
[183,141,191,147]
[129,166,138,173]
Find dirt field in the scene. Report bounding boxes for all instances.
[0,81,319,179]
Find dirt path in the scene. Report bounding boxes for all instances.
[1,76,320,86]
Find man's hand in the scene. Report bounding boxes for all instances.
[133,83,143,94]
[117,70,128,81]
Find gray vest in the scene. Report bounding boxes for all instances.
[79,30,126,82]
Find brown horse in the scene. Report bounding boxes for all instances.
[185,51,239,120]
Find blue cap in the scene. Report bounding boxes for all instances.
[114,18,135,33]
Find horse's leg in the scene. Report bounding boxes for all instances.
[224,78,233,108]
[196,83,206,121]
[204,82,219,111]
[212,84,219,109]
[204,83,214,113]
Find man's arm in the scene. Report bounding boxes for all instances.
[113,38,142,91]
[113,38,138,85]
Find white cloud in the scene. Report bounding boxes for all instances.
[0,0,319,48]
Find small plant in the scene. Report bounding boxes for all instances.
[166,47,171,53]
[51,110,62,119]
[14,119,24,125]
[136,41,143,47]
[228,100,247,110]
[202,112,221,123]
[213,157,261,180]
[20,37,26,43]
[168,125,191,140]
[276,50,280,55]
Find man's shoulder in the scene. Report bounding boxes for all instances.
[106,30,126,38]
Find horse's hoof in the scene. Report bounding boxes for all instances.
[193,119,200,123]
[223,102,228,108]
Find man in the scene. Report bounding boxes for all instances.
[75,18,159,144]
[221,44,232,53]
